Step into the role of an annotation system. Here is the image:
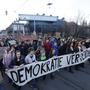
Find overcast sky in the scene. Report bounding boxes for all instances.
[0,0,90,30]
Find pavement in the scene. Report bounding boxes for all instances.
[0,61,90,90]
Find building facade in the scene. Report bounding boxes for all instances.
[7,14,65,35]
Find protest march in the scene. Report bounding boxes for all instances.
[0,34,90,90]
[6,48,90,86]
[0,0,90,90]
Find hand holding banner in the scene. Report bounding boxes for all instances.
[6,48,90,86]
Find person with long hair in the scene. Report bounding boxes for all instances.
[74,41,82,70]
[66,42,74,73]
[9,50,25,90]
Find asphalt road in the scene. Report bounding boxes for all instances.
[0,61,90,90]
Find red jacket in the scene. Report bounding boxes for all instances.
[43,42,52,53]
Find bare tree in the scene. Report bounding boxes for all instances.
[74,11,86,38]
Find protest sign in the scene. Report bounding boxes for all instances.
[6,48,90,86]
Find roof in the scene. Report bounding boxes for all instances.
[18,14,58,22]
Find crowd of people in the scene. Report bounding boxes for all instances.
[0,35,90,90]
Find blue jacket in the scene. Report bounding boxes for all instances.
[50,37,59,56]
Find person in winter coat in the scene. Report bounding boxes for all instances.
[74,41,82,70]
[50,37,59,56]
[3,46,15,69]
[9,50,25,90]
[9,50,25,68]
[25,48,37,64]
[32,40,38,51]
[85,39,90,63]
[25,47,39,90]
[43,39,52,59]
[66,42,74,73]
[18,41,28,57]
[80,41,86,68]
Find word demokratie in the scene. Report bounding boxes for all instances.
[6,48,90,86]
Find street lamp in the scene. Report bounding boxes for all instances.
[33,16,36,35]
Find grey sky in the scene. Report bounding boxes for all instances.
[0,0,90,30]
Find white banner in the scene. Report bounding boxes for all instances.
[6,48,90,86]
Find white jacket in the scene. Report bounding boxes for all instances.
[25,54,36,64]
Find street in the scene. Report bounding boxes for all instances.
[1,61,90,90]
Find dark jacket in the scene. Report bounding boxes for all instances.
[9,56,25,68]
[66,47,74,54]
[74,47,79,53]
[59,43,67,55]
[85,42,90,48]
